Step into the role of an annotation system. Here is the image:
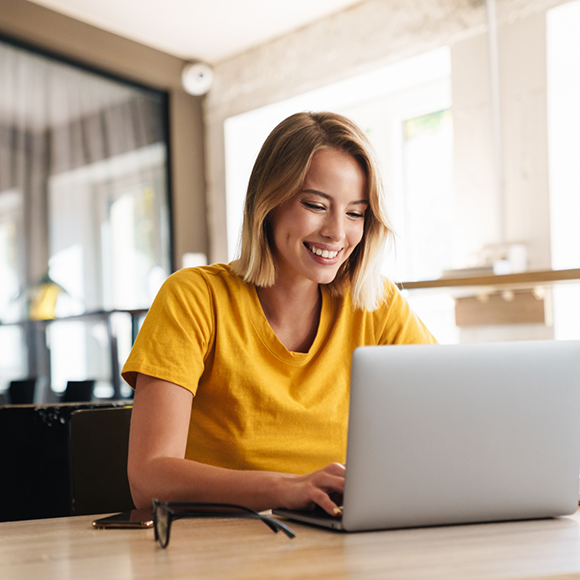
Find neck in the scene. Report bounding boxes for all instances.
[256,281,322,353]
[257,278,319,321]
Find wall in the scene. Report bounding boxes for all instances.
[451,10,551,272]
[0,0,207,270]
[205,0,569,268]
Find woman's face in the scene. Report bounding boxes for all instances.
[269,148,368,287]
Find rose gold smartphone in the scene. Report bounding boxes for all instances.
[92,507,153,529]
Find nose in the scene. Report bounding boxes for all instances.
[320,211,346,242]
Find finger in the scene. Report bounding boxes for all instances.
[310,488,342,517]
[322,462,346,476]
[308,474,345,516]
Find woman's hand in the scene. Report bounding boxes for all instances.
[275,463,345,516]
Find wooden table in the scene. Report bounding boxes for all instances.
[2,510,580,579]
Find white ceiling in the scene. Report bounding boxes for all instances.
[27,0,366,64]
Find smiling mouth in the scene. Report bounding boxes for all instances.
[305,243,340,259]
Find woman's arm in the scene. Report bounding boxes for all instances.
[127,373,345,514]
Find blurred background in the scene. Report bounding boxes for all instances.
[0,0,579,404]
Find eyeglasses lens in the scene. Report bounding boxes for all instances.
[156,506,170,547]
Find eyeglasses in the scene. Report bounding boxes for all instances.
[151,499,296,548]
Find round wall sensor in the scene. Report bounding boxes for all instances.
[181,62,214,96]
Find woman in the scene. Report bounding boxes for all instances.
[122,112,435,517]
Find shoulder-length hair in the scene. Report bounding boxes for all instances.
[230,111,393,311]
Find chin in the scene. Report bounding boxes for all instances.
[311,268,341,286]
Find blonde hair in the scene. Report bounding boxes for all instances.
[231,111,393,311]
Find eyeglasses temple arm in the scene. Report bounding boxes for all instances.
[261,515,296,539]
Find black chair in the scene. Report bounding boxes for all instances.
[61,380,95,403]
[69,406,135,515]
[0,402,130,522]
[8,378,37,405]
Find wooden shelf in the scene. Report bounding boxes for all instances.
[396,268,580,292]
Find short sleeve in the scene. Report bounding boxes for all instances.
[121,268,215,394]
[374,279,437,345]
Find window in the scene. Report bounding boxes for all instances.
[0,38,171,398]
[401,109,454,281]
[47,143,170,315]
[0,189,22,321]
[547,0,580,341]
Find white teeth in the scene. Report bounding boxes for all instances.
[308,244,338,259]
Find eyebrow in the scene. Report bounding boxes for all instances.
[301,189,369,206]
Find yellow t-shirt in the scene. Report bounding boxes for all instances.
[122,263,436,475]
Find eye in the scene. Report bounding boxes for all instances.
[302,201,325,211]
[347,210,365,219]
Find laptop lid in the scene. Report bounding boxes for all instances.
[340,340,580,532]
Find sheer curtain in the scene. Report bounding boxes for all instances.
[0,38,171,397]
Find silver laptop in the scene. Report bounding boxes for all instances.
[274,340,580,531]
